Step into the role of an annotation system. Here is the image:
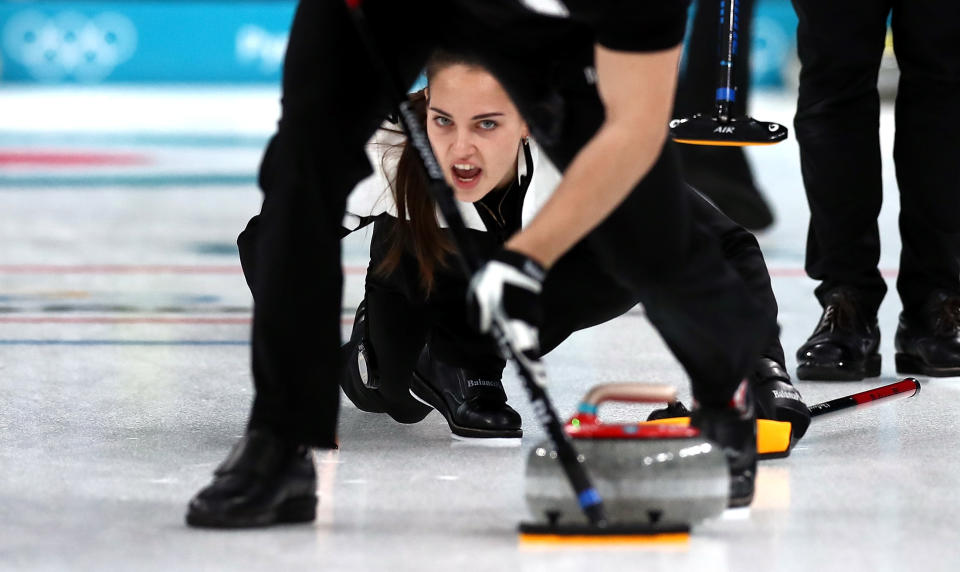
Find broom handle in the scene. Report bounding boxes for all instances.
[809,378,921,419]
[714,0,741,122]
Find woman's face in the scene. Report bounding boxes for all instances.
[426,64,529,203]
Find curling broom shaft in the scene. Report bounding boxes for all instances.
[715,0,741,121]
[809,378,920,419]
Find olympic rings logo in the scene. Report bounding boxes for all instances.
[2,11,137,82]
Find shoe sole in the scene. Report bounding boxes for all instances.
[796,354,881,381]
[410,372,522,439]
[895,353,960,377]
[450,433,522,447]
[727,492,754,509]
[185,495,317,529]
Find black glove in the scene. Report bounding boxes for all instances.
[468,249,546,358]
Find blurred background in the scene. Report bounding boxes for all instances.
[0,0,899,198]
[0,0,898,92]
[0,0,293,84]
[0,0,901,275]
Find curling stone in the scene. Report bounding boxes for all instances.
[524,383,729,530]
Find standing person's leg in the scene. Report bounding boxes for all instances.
[688,192,780,361]
[187,0,437,528]
[482,35,772,505]
[247,0,433,446]
[538,191,776,362]
[889,0,960,376]
[577,163,770,507]
[500,63,773,405]
[792,0,890,380]
[537,188,809,439]
[675,0,773,231]
[688,192,810,437]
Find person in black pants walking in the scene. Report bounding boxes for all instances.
[793,0,960,381]
[187,0,781,528]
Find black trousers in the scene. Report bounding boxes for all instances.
[244,0,772,447]
[339,190,786,395]
[792,0,960,316]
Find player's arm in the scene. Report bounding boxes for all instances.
[505,43,682,268]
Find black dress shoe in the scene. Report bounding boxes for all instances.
[895,291,960,377]
[797,288,881,380]
[751,357,811,440]
[186,430,317,528]
[410,345,521,439]
[339,300,431,423]
[690,380,757,508]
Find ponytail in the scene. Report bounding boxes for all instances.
[374,89,454,294]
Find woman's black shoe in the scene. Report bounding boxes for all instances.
[339,300,431,423]
[410,346,522,439]
[796,288,881,380]
[186,430,317,528]
[895,292,960,377]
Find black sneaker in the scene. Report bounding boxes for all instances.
[410,345,521,439]
[186,430,318,528]
[690,380,757,508]
[751,357,811,441]
[796,288,881,380]
[339,300,431,423]
[895,291,960,377]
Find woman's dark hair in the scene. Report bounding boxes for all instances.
[375,50,491,294]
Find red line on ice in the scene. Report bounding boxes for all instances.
[767,268,898,278]
[0,264,367,275]
[0,265,897,278]
[0,316,250,325]
[0,316,355,325]
[0,151,151,166]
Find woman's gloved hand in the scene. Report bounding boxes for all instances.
[467,249,545,359]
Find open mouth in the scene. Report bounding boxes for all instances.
[451,163,482,184]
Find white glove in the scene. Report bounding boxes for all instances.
[468,249,546,358]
